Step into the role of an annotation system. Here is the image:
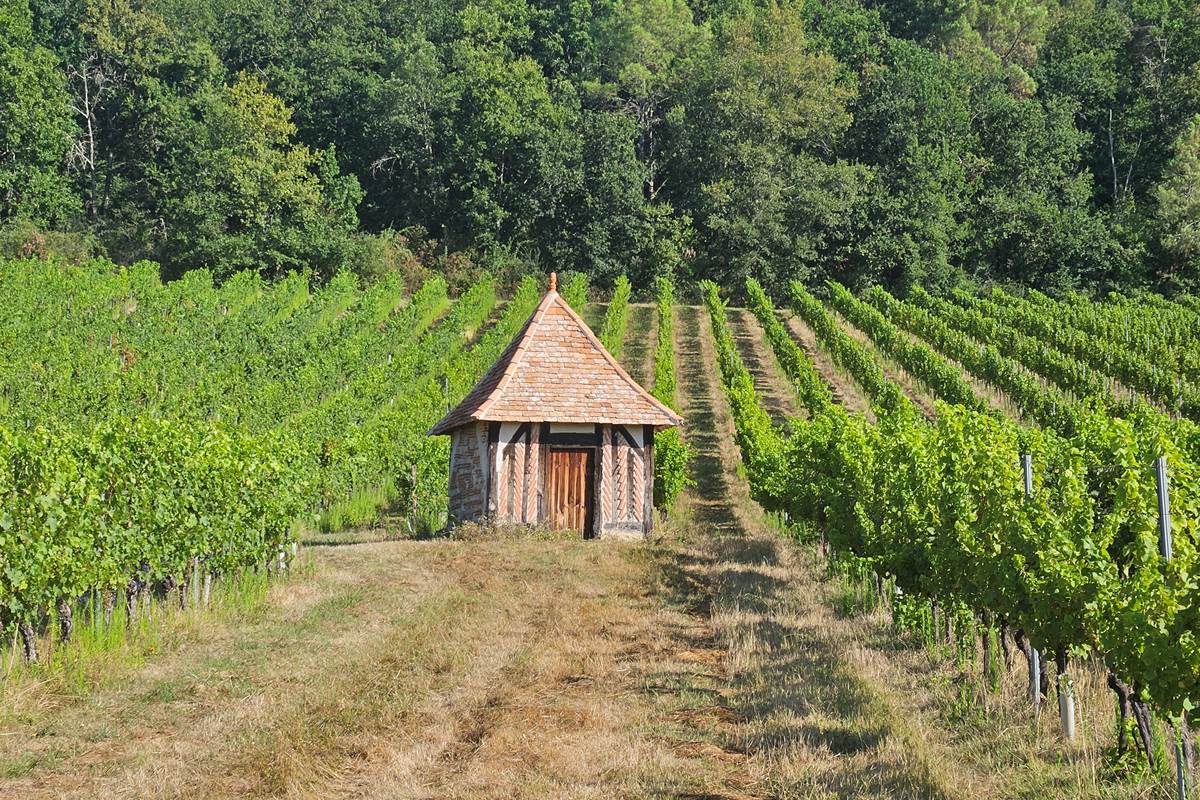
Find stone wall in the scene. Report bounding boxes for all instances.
[448,422,488,524]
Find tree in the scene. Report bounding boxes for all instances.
[444,0,577,253]
[0,0,77,223]
[965,87,1126,290]
[845,37,974,289]
[155,73,362,280]
[1155,115,1200,290]
[666,3,865,293]
[554,109,651,285]
[597,0,709,201]
[12,0,1200,292]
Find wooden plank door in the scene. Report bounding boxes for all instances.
[545,448,594,538]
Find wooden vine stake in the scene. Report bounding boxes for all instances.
[1157,456,1190,800]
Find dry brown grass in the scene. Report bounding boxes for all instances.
[778,311,877,422]
[726,308,800,426]
[447,519,581,542]
[828,309,939,420]
[0,535,752,798]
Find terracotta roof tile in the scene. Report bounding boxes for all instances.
[428,285,682,435]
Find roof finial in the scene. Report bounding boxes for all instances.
[549,271,557,292]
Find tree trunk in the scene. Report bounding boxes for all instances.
[1131,686,1156,769]
[191,558,201,608]
[57,598,73,644]
[103,588,116,626]
[1013,629,1049,698]
[202,572,213,607]
[1108,672,1135,759]
[931,600,941,645]
[999,622,1015,671]
[126,581,139,620]
[1109,674,1156,768]
[1014,627,1030,660]
[981,611,994,685]
[19,619,38,663]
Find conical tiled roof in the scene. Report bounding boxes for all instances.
[428,277,682,435]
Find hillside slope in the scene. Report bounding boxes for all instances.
[0,303,1176,799]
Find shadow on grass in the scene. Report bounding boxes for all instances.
[643,305,955,800]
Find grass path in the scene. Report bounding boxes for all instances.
[669,305,999,799]
[2,537,756,799]
[725,308,799,426]
[622,303,656,386]
[884,323,1025,419]
[583,301,608,333]
[778,310,877,421]
[826,309,939,420]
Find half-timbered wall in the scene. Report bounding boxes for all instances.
[597,423,654,538]
[447,421,653,538]
[490,422,542,525]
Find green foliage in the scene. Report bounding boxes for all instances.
[700,281,791,511]
[955,288,1200,419]
[867,284,1085,433]
[5,0,1197,290]
[650,276,692,510]
[0,0,77,223]
[679,3,862,293]
[744,277,834,414]
[1156,115,1200,291]
[598,274,631,358]
[786,280,908,414]
[827,281,986,412]
[0,257,549,644]
[155,73,363,281]
[706,279,1200,732]
[0,418,306,627]
[558,271,589,311]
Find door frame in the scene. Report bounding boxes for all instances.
[543,445,596,539]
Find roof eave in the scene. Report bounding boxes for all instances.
[429,412,681,436]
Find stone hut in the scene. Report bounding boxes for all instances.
[428,273,682,538]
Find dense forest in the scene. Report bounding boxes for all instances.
[2,0,1198,294]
